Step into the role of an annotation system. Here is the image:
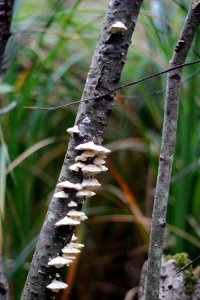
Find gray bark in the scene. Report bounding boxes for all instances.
[144,2,200,300]
[138,258,200,300]
[0,0,14,72]
[0,253,10,300]
[21,0,143,299]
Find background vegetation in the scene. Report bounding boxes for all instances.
[0,0,200,299]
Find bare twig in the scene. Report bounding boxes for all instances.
[144,2,200,300]
[24,59,200,111]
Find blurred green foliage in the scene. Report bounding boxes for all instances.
[0,0,200,299]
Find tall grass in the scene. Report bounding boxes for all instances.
[0,0,200,299]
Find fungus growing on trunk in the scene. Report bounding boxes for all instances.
[71,234,78,241]
[53,191,69,198]
[108,21,127,33]
[62,245,81,255]
[55,216,80,226]
[76,190,96,198]
[66,125,80,134]
[68,201,78,207]
[82,178,101,189]
[67,210,88,221]
[57,181,82,190]
[75,150,96,162]
[75,141,110,154]
[48,256,72,268]
[47,279,68,293]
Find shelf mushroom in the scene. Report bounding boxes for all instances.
[108,21,127,33]
[47,279,68,293]
[67,125,80,134]
[57,180,82,190]
[55,216,80,226]
[48,256,72,268]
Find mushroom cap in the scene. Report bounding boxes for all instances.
[99,165,108,172]
[76,190,96,198]
[48,256,72,268]
[68,201,78,207]
[54,191,69,198]
[108,21,127,33]
[67,210,88,221]
[71,234,78,241]
[81,164,102,174]
[57,181,82,190]
[62,254,77,260]
[69,162,84,172]
[62,245,81,255]
[47,279,68,293]
[55,216,80,226]
[75,141,110,154]
[69,242,85,249]
[82,178,101,189]
[67,125,80,134]
[75,150,96,162]
[93,157,106,165]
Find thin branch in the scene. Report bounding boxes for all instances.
[144,2,200,300]
[176,255,200,274]
[144,1,200,300]
[24,59,200,111]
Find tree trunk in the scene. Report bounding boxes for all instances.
[21,0,143,299]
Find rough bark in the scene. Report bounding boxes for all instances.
[0,253,10,300]
[0,2,15,299]
[21,1,143,299]
[139,257,200,300]
[144,2,200,300]
[0,0,14,71]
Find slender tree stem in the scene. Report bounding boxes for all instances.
[144,2,200,300]
[0,0,14,72]
[21,1,143,299]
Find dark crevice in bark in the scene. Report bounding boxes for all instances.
[0,0,14,72]
[143,2,200,300]
[21,0,143,299]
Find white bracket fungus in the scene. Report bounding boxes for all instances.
[69,162,84,172]
[75,150,96,162]
[66,125,80,134]
[69,242,85,249]
[93,157,106,165]
[82,178,101,189]
[62,245,81,255]
[75,141,110,154]
[68,200,78,207]
[48,256,72,268]
[57,180,82,190]
[76,190,96,198]
[62,254,76,260]
[53,191,69,198]
[71,234,78,241]
[55,216,80,226]
[108,21,127,34]
[99,165,108,172]
[47,279,68,293]
[67,210,88,221]
[81,164,102,174]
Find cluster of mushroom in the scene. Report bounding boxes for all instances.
[47,125,110,293]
